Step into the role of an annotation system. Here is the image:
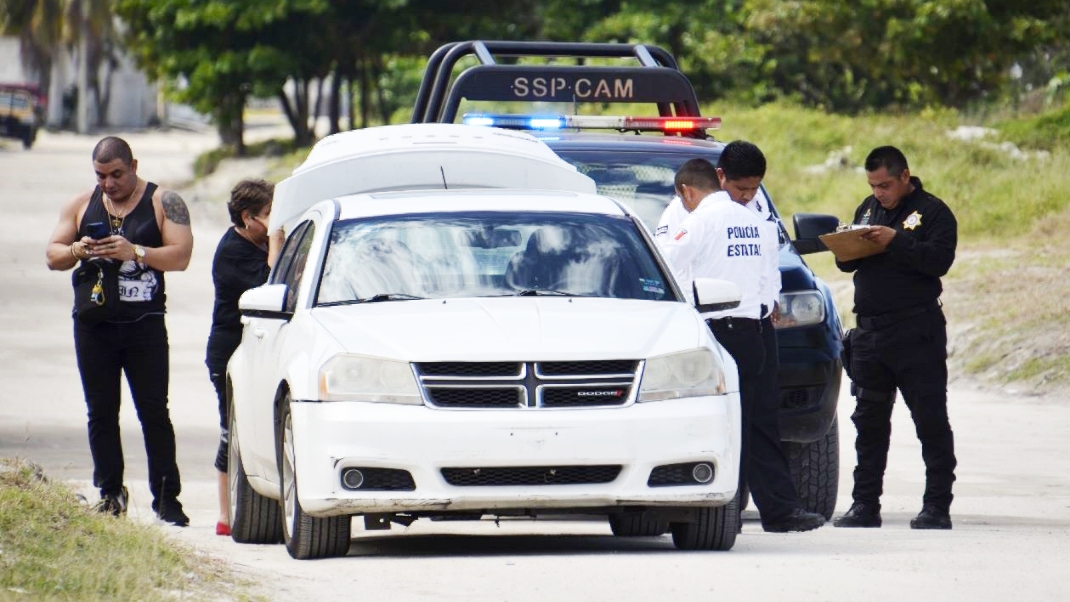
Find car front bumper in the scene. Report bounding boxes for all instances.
[289,395,740,517]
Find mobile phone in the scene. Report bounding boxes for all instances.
[86,221,109,240]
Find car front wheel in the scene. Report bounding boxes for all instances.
[278,392,351,559]
[670,494,739,551]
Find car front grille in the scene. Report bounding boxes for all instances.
[441,465,622,486]
[415,360,640,409]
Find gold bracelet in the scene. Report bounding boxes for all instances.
[70,243,81,260]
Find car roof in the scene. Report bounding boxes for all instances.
[331,189,630,221]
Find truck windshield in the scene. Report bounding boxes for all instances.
[316,211,676,305]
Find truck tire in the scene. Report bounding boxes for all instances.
[783,416,839,520]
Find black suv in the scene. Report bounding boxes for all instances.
[412,41,843,519]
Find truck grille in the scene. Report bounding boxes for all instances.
[441,465,622,486]
[415,361,640,409]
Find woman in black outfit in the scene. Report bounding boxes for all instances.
[206,179,281,536]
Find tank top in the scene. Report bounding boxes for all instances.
[75,182,166,321]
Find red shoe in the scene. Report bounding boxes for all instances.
[216,522,231,536]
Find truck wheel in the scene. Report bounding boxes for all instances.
[21,129,33,149]
[670,493,739,551]
[278,393,351,559]
[783,416,840,520]
[228,396,282,544]
[608,513,670,537]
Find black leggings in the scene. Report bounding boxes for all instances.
[74,316,181,504]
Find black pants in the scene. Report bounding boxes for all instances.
[710,318,800,524]
[847,307,956,511]
[206,331,240,473]
[74,316,181,504]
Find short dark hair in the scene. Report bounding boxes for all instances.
[91,136,133,166]
[227,179,275,227]
[864,146,909,176]
[717,140,766,181]
[674,158,720,192]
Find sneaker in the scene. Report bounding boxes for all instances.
[94,486,129,517]
[833,502,882,528]
[762,508,826,533]
[910,506,952,530]
[153,498,190,527]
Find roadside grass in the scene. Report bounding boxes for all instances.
[0,458,250,601]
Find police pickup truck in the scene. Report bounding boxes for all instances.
[0,85,37,149]
[412,41,843,519]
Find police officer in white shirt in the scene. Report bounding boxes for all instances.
[654,194,689,251]
[663,150,825,533]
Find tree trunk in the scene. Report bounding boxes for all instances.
[216,93,246,156]
[328,68,342,135]
[360,59,370,129]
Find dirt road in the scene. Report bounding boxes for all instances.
[2,128,1068,601]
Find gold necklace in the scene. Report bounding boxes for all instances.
[103,185,137,233]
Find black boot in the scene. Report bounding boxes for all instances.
[762,508,826,533]
[833,502,882,528]
[910,505,952,530]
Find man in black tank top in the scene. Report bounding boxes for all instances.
[46,136,194,526]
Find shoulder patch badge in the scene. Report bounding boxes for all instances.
[903,211,922,231]
[673,228,688,241]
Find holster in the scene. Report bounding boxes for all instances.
[841,328,854,381]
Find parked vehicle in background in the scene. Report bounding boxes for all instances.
[413,41,844,519]
[0,85,38,149]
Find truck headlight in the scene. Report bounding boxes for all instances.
[318,354,423,404]
[775,291,826,329]
[638,348,725,402]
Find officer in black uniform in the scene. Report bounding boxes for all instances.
[833,146,957,530]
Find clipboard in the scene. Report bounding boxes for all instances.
[819,227,885,261]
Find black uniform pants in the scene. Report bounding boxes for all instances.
[73,316,182,504]
[847,307,956,511]
[709,317,800,524]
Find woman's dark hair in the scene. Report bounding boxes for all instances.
[227,179,274,227]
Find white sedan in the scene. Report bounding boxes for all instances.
[225,126,743,559]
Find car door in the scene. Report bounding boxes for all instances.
[244,219,318,477]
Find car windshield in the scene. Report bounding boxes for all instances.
[316,211,676,304]
[553,149,779,231]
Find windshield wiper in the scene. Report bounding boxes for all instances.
[514,289,579,297]
[318,294,425,307]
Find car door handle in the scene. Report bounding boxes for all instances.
[253,327,267,339]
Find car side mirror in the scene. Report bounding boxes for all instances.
[693,278,741,313]
[239,284,292,320]
[792,213,840,255]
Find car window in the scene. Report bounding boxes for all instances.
[316,211,676,303]
[273,221,316,312]
[553,149,782,236]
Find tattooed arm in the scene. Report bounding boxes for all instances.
[144,187,194,271]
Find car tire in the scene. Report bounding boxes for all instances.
[783,416,840,520]
[21,129,33,150]
[608,513,670,537]
[228,394,283,544]
[670,493,739,551]
[278,392,351,559]
[738,482,750,512]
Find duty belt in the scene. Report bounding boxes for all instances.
[857,301,941,331]
[707,316,762,333]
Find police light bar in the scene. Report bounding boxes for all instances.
[462,113,721,133]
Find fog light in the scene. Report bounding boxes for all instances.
[342,468,364,490]
[692,462,714,484]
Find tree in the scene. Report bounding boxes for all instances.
[114,0,329,153]
[0,0,64,109]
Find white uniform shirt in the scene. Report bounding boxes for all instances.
[662,191,777,320]
[745,190,782,317]
[654,195,688,252]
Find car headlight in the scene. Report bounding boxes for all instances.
[318,354,423,404]
[638,348,726,402]
[775,290,826,329]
